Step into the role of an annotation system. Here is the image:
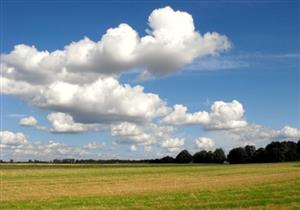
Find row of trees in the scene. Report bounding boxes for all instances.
[227,141,300,164]
[171,140,300,164]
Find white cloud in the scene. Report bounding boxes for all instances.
[136,6,231,77]
[130,144,137,152]
[11,140,87,160]
[186,55,248,71]
[207,100,247,129]
[160,137,184,152]
[221,124,300,146]
[19,116,38,126]
[35,77,169,124]
[83,141,106,150]
[162,100,247,130]
[161,104,210,126]
[0,131,90,160]
[0,131,28,147]
[279,126,300,138]
[1,6,230,89]
[195,137,215,150]
[110,121,174,146]
[47,112,92,133]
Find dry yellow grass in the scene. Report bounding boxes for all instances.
[0,162,300,209]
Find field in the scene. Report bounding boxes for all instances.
[0,162,300,209]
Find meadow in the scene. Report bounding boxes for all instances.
[0,162,300,209]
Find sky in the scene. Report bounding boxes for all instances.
[1,0,299,161]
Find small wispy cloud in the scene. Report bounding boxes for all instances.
[186,52,300,71]
[8,114,26,118]
[186,55,248,71]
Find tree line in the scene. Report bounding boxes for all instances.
[168,140,300,164]
[1,140,299,164]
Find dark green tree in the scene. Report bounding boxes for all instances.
[227,147,248,164]
[265,142,286,162]
[297,140,300,159]
[213,148,226,163]
[252,148,266,163]
[175,150,193,163]
[160,156,175,163]
[245,145,256,162]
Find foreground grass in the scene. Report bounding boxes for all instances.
[0,162,299,209]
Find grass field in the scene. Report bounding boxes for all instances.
[0,162,300,209]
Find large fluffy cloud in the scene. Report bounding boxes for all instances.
[1,6,230,88]
[161,100,247,130]
[47,112,92,133]
[36,77,169,124]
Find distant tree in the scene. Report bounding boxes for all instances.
[252,148,267,163]
[265,142,286,162]
[193,150,214,163]
[297,140,300,158]
[160,156,175,163]
[193,151,207,163]
[227,147,248,164]
[213,148,226,163]
[282,141,298,161]
[245,145,256,162]
[175,150,193,163]
[206,151,214,163]
[62,158,75,164]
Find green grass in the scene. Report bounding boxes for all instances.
[1,162,300,209]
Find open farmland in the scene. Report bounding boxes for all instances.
[0,162,300,209]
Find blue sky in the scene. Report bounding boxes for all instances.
[1,1,299,160]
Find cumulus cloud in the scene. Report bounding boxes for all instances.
[162,100,247,130]
[1,6,230,89]
[195,137,215,150]
[110,121,174,146]
[220,124,300,146]
[0,131,28,147]
[47,112,93,133]
[161,104,210,126]
[33,77,169,124]
[19,116,38,126]
[278,126,300,138]
[137,6,231,77]
[160,138,185,152]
